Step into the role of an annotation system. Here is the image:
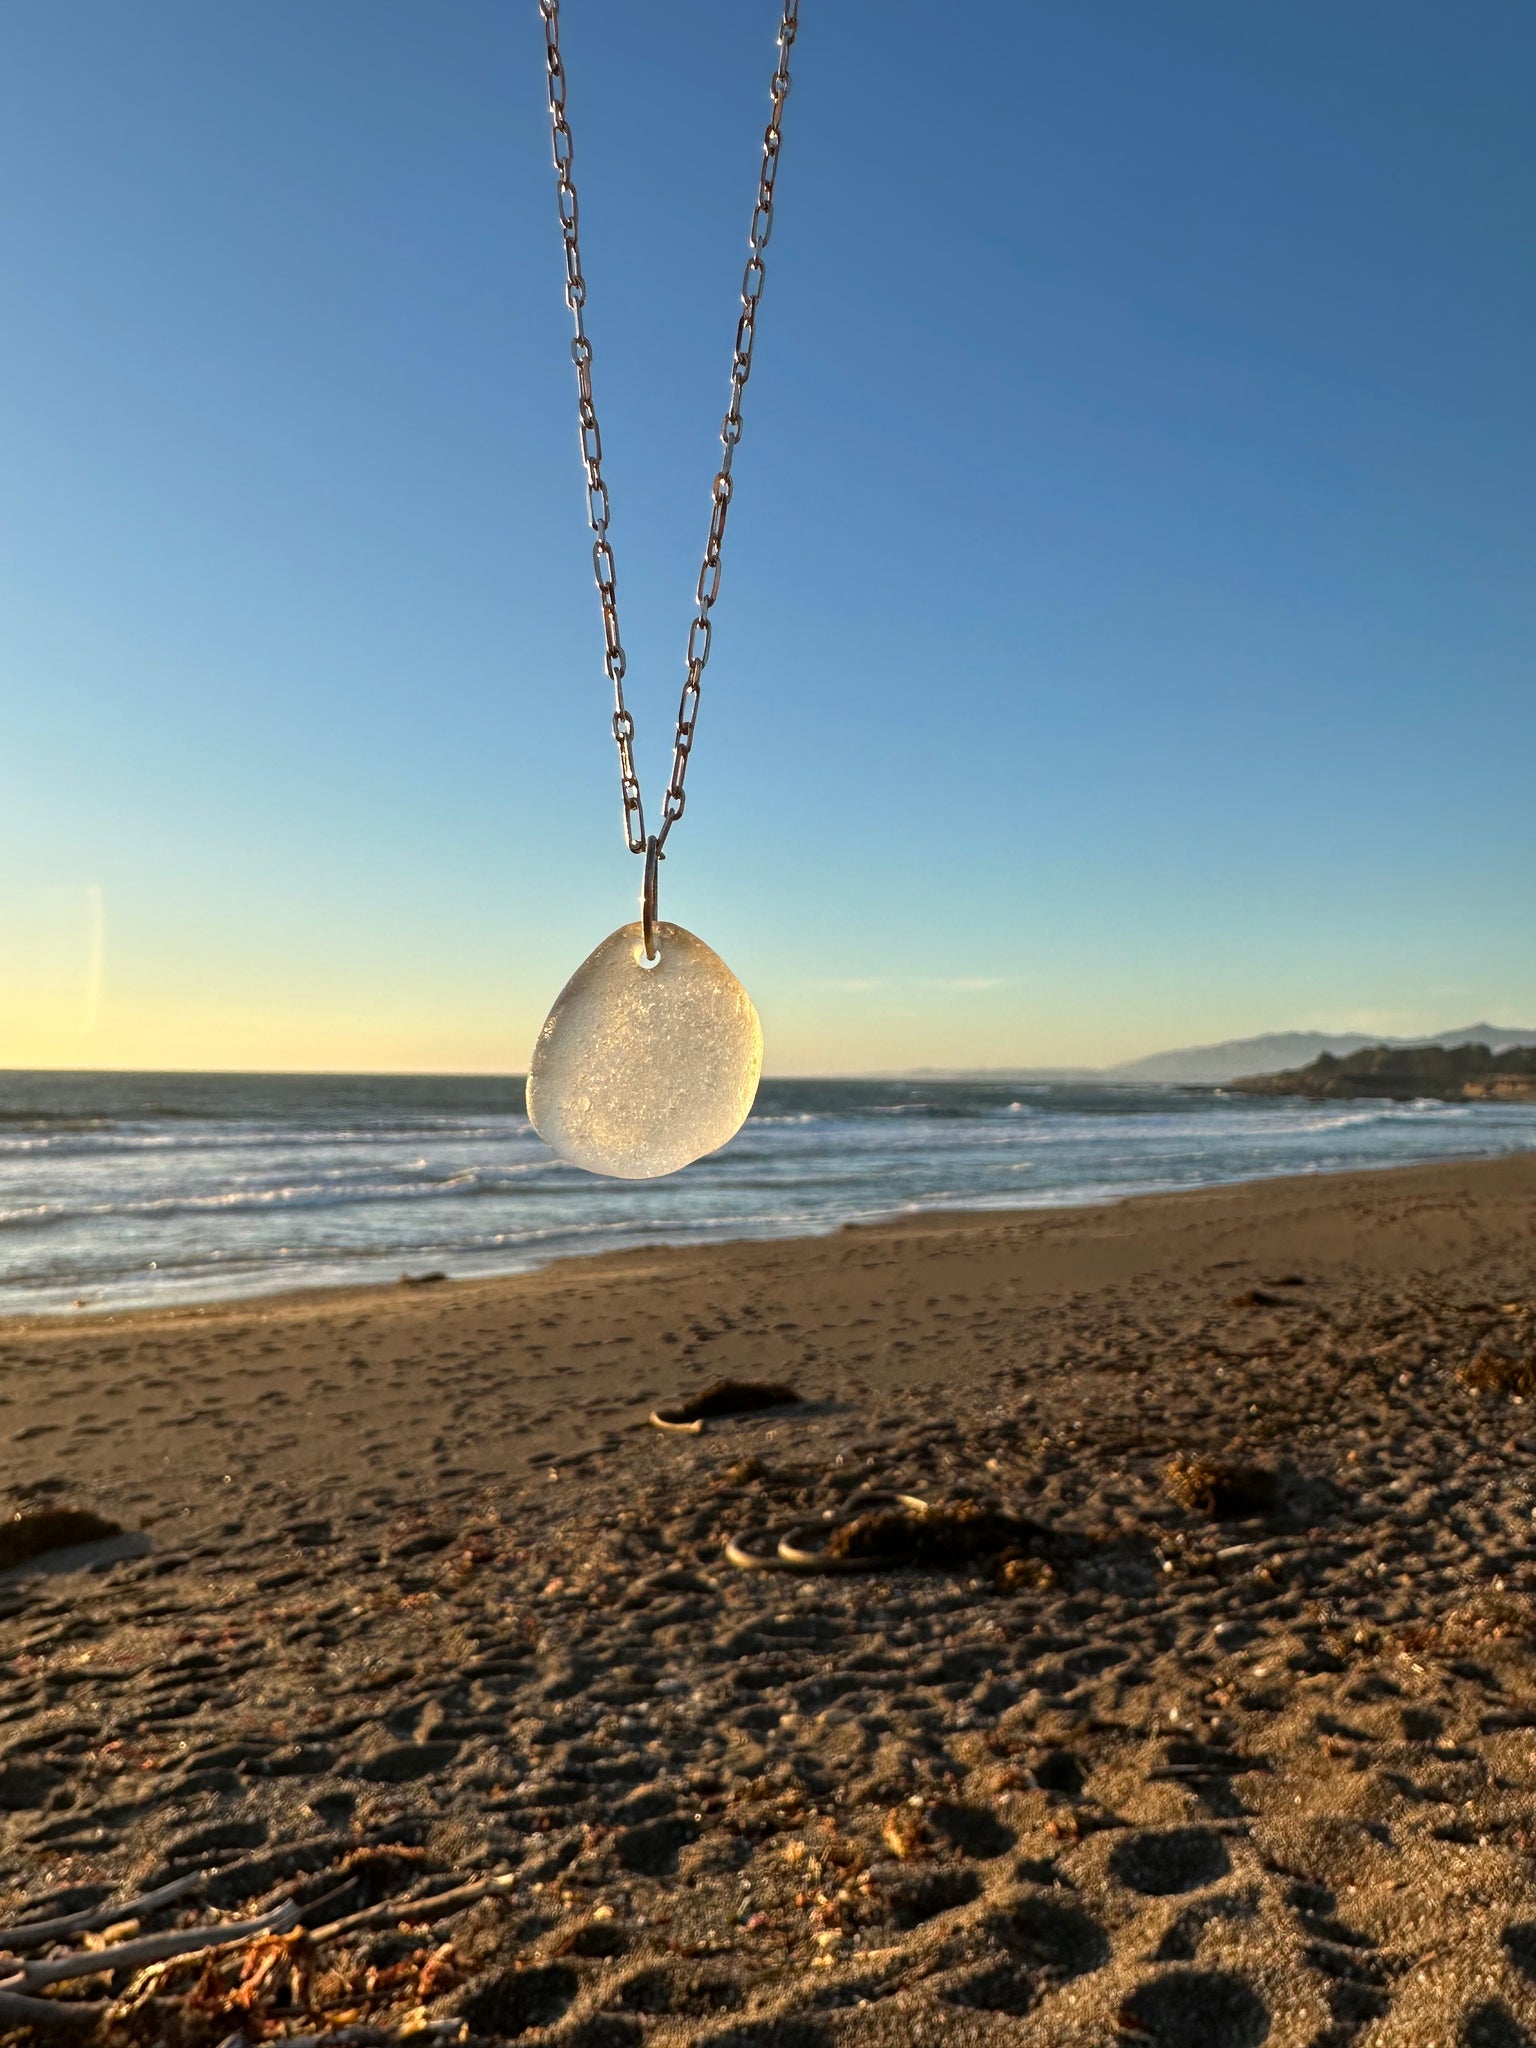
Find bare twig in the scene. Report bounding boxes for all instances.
[0,1871,204,1952]
[290,1878,360,1928]
[6,1900,299,1992]
[0,1986,103,2029]
[277,2027,461,2048]
[278,2027,465,2048]
[0,1871,503,2034]
[309,1873,515,1944]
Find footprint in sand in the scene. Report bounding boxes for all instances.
[885,1865,983,1930]
[457,1963,578,2037]
[1117,1970,1270,2048]
[1108,1825,1232,1896]
[609,1964,744,2017]
[942,1892,1110,2017]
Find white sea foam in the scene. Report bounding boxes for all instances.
[2,1072,1531,1315]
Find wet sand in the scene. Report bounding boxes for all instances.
[2,1154,1535,2043]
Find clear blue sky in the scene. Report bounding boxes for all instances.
[1,1,1532,1073]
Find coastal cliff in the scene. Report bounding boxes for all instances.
[1230,1041,1536,1101]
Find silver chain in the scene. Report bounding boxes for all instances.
[539,0,799,859]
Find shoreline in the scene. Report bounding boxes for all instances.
[5,1138,1534,1331]
[3,1151,1532,1513]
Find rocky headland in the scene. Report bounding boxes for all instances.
[1229,1041,1536,1102]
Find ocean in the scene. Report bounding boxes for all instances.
[2,1069,1533,1317]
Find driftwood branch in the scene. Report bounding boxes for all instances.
[309,1872,516,1943]
[276,2027,464,2048]
[1,1900,298,1994]
[0,1986,103,2029]
[0,1872,204,1954]
[0,1867,510,2033]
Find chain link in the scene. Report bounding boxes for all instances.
[539,0,799,856]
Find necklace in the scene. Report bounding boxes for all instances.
[527,0,800,1180]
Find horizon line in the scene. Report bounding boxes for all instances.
[4,1018,1535,1087]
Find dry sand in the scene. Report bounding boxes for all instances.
[2,1154,1535,2045]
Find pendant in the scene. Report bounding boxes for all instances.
[528,922,762,1179]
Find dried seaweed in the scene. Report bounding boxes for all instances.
[1460,1344,1536,1397]
[824,1500,1044,1567]
[652,1379,802,1430]
[1164,1453,1279,1520]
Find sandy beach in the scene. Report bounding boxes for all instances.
[3,1153,1536,2044]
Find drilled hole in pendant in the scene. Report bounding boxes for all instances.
[635,940,662,973]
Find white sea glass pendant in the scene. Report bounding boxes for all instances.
[528,923,763,1179]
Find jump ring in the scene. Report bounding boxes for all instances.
[642,835,662,964]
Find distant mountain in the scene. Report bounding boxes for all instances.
[1106,1023,1536,1087]
[896,1025,1536,1089]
